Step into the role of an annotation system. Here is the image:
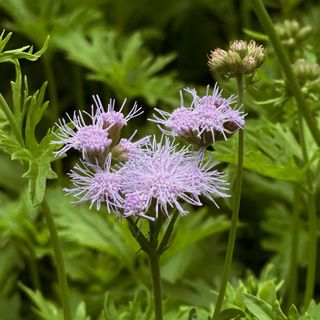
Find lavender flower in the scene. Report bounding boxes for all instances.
[53,95,143,157]
[93,95,143,143]
[52,107,111,158]
[121,137,228,220]
[152,84,245,147]
[65,154,123,212]
[113,130,150,161]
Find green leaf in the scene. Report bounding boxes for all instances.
[305,300,320,320]
[103,293,120,320]
[0,31,49,64]
[242,293,275,320]
[218,308,246,320]
[288,305,300,320]
[56,28,180,105]
[0,129,22,155]
[74,302,91,320]
[257,280,277,305]
[46,187,137,268]
[215,120,304,182]
[20,284,63,320]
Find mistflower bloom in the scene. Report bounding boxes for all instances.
[52,107,112,158]
[65,155,123,212]
[121,137,228,220]
[123,193,150,220]
[93,95,143,143]
[113,130,150,161]
[152,84,245,147]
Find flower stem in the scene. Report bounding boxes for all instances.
[212,75,244,320]
[42,200,72,320]
[304,188,317,307]
[128,216,180,320]
[296,108,317,308]
[250,0,320,146]
[147,248,163,320]
[287,186,300,307]
[148,220,163,320]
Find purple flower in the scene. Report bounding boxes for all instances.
[65,155,123,212]
[113,130,150,161]
[152,84,245,147]
[93,95,143,131]
[52,107,112,158]
[121,137,228,220]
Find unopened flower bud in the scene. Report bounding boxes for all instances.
[275,19,312,49]
[208,40,265,78]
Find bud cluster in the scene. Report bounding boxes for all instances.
[275,19,312,50]
[292,59,320,99]
[208,40,265,78]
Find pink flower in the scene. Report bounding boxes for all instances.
[152,84,245,147]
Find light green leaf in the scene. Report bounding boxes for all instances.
[20,284,63,320]
[215,120,304,182]
[0,31,49,64]
[56,28,180,105]
[75,302,91,320]
[305,300,320,320]
[242,293,275,320]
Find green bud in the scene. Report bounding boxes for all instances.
[208,40,265,78]
[275,19,312,49]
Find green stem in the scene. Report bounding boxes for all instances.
[148,220,163,320]
[304,188,317,307]
[250,0,320,146]
[42,200,72,320]
[287,186,300,307]
[212,75,244,320]
[148,249,163,320]
[296,108,317,307]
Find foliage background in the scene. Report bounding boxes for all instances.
[0,0,320,319]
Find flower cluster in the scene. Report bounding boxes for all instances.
[152,84,245,147]
[53,92,232,220]
[208,40,265,77]
[52,96,142,162]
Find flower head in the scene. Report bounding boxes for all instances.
[152,84,245,147]
[113,130,150,161]
[93,95,143,143]
[52,107,112,158]
[121,137,228,220]
[65,155,123,212]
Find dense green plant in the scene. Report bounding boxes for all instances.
[0,0,320,320]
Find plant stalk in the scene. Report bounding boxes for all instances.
[250,0,320,146]
[42,200,72,320]
[296,108,317,308]
[147,248,163,320]
[287,186,300,307]
[212,75,244,320]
